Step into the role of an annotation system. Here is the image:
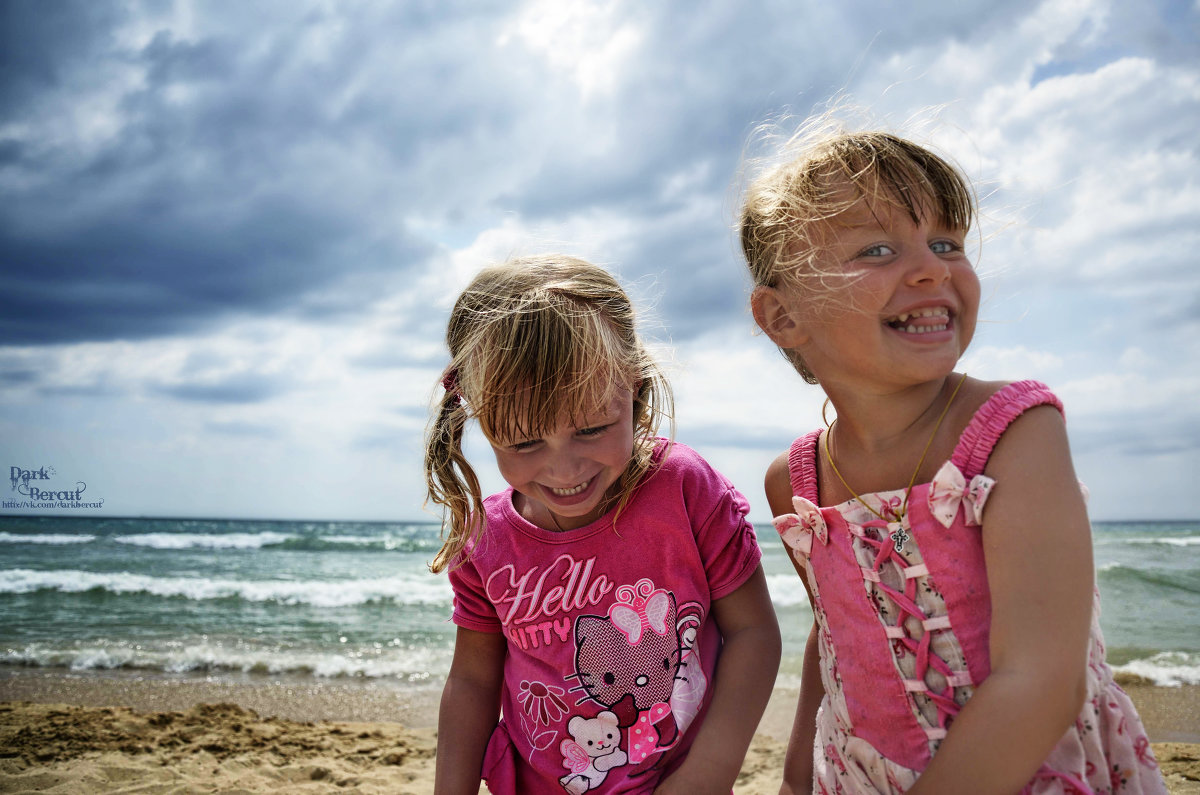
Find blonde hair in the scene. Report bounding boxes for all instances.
[425,254,674,573]
[739,123,976,383]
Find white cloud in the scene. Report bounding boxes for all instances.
[3,0,1198,521]
[498,0,645,100]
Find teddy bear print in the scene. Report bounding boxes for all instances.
[558,710,628,794]
[566,578,704,766]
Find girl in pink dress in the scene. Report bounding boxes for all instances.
[739,124,1167,794]
[426,255,780,794]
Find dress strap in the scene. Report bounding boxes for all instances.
[950,380,1064,480]
[787,430,822,504]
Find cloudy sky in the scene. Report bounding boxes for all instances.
[2,0,1198,523]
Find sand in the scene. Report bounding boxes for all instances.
[0,670,1196,793]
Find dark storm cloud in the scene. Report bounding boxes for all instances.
[0,367,38,387]
[3,0,1190,358]
[0,1,122,110]
[0,194,405,343]
[152,372,288,405]
[0,2,507,346]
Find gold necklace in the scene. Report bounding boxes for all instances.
[822,373,967,549]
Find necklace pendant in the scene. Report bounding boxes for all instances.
[888,522,910,553]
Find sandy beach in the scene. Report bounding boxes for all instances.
[1,670,1196,794]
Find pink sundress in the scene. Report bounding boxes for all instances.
[774,381,1166,794]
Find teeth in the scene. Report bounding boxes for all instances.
[902,323,949,334]
[551,480,589,496]
[893,307,949,324]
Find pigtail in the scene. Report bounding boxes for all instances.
[425,378,486,574]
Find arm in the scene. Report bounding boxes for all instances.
[434,627,507,795]
[761,451,824,795]
[907,405,1093,794]
[780,616,822,795]
[654,563,782,794]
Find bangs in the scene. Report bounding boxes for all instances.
[819,134,974,232]
[463,297,634,444]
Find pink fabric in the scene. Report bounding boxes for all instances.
[949,380,1062,479]
[778,381,1166,794]
[449,440,762,794]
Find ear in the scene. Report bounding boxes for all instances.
[751,285,809,348]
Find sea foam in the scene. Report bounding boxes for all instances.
[112,532,293,550]
[0,568,452,607]
[1112,651,1200,687]
[0,532,95,545]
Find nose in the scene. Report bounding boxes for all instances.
[906,247,951,286]
[542,442,587,482]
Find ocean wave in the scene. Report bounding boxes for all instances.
[1111,651,1200,687]
[2,640,453,681]
[112,532,295,550]
[104,531,440,553]
[1095,563,1200,594]
[765,574,810,608]
[0,568,452,607]
[0,532,95,545]
[1121,536,1200,547]
[268,536,439,553]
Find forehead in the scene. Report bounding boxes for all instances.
[481,377,629,440]
[821,177,941,234]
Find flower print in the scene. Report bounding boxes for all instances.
[1110,763,1128,792]
[517,679,569,726]
[1114,707,1128,736]
[823,743,848,775]
[1134,735,1158,767]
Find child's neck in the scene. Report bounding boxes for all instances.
[824,375,960,456]
[819,374,972,505]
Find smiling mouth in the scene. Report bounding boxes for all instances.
[886,307,951,334]
[549,479,590,497]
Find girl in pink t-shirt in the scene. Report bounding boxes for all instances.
[739,122,1166,794]
[425,255,780,794]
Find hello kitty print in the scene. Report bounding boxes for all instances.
[562,577,705,784]
[447,441,763,793]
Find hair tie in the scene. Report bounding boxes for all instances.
[441,367,462,405]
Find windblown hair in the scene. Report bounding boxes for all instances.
[425,254,673,573]
[739,122,976,383]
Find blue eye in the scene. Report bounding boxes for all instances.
[930,240,961,254]
[860,244,895,258]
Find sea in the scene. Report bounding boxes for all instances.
[1,515,1197,701]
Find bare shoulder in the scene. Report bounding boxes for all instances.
[953,375,1012,420]
[986,403,1074,478]
[764,449,794,516]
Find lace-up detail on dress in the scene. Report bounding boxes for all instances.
[777,381,1166,794]
[838,496,973,748]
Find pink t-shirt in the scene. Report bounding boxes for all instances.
[449,440,762,794]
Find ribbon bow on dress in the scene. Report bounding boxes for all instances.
[927,461,996,528]
[773,496,828,558]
